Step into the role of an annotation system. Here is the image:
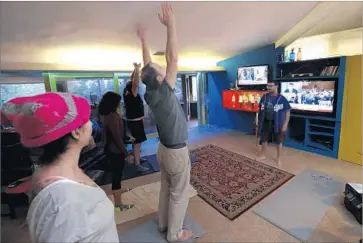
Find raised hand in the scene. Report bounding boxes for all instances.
[133,63,141,70]
[158,3,174,27]
[136,24,146,41]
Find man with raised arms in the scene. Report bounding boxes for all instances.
[136,3,193,242]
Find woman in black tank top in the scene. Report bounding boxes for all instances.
[122,64,149,173]
[124,83,144,119]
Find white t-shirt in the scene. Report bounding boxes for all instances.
[27,179,119,243]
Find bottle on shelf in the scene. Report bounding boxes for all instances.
[297,48,302,61]
[289,48,296,62]
[285,50,290,62]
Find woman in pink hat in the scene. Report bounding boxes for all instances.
[1,92,119,242]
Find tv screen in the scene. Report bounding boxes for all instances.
[280,81,335,113]
[237,65,268,85]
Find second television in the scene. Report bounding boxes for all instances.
[280,80,336,114]
[237,65,268,86]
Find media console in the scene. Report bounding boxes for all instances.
[277,56,346,159]
[285,114,340,158]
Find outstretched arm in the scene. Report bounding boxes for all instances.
[137,26,152,66]
[131,63,141,97]
[158,3,178,89]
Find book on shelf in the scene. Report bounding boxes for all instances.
[320,65,340,76]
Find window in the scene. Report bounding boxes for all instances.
[99,78,115,96]
[0,83,46,106]
[66,78,114,104]
[118,78,129,102]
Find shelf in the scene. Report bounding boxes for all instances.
[309,124,335,129]
[309,131,334,137]
[276,57,341,66]
[307,142,332,152]
[275,76,339,81]
[290,114,337,121]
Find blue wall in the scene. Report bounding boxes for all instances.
[207,44,281,133]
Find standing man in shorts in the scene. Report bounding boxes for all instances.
[257,80,291,166]
[136,3,193,242]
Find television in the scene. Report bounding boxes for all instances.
[280,80,336,114]
[237,65,268,86]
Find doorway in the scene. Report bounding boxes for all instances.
[179,73,208,128]
[180,74,197,128]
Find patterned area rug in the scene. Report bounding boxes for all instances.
[190,144,294,220]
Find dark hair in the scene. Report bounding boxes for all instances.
[98,92,121,115]
[124,81,132,95]
[268,80,278,86]
[38,133,72,165]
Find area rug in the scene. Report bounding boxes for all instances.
[253,169,344,242]
[118,215,205,243]
[190,144,294,220]
[108,181,198,225]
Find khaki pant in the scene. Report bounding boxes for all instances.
[157,143,191,242]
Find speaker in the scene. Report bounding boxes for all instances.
[344,183,362,224]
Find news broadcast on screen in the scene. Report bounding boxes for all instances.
[280,81,335,113]
[237,65,268,85]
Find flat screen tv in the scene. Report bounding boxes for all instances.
[237,65,268,86]
[280,80,336,114]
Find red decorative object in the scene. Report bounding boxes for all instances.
[222,90,267,112]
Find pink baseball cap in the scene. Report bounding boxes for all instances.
[1,92,90,147]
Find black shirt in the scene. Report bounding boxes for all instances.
[264,95,277,121]
[123,92,144,119]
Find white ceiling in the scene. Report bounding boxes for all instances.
[276,2,363,48]
[0,1,318,70]
[301,2,363,38]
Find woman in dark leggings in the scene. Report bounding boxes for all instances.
[98,92,133,211]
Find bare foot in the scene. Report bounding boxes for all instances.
[121,188,132,193]
[158,226,167,233]
[276,159,281,167]
[19,220,28,229]
[256,155,266,161]
[177,230,193,242]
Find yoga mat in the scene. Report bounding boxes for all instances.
[253,169,344,242]
[102,154,159,186]
[109,181,198,225]
[122,156,156,180]
[118,215,205,243]
[146,154,159,172]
